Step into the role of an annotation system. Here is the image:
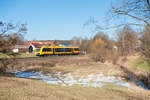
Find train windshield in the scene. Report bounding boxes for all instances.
[74,48,79,51]
[36,47,41,51]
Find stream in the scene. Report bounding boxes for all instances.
[120,66,150,90]
[10,70,130,88]
[8,65,150,90]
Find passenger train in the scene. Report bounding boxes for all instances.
[35,46,80,56]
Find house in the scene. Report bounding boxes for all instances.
[24,41,55,53]
[12,45,30,53]
[12,41,55,53]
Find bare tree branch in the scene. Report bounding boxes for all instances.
[95,23,144,30]
[113,9,150,25]
[147,0,150,9]
[110,0,150,26]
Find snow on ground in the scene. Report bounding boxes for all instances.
[11,71,130,88]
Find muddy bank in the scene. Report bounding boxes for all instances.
[120,66,150,90]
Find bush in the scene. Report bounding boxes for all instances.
[90,33,118,63]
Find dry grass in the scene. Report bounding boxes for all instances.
[117,54,150,89]
[0,53,36,58]
[0,75,149,100]
[14,55,123,76]
[117,54,143,74]
[1,55,150,100]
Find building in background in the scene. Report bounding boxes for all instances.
[13,41,55,53]
[24,41,55,53]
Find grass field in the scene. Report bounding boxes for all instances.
[16,53,36,58]
[0,76,149,100]
[133,59,150,72]
[0,53,36,58]
[1,55,150,100]
[0,53,10,58]
[118,54,150,73]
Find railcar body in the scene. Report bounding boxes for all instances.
[35,46,80,56]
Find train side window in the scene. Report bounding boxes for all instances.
[42,48,46,52]
[42,48,51,52]
[74,48,79,51]
[47,48,51,52]
[55,48,64,52]
[65,48,72,52]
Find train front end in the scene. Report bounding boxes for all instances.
[35,46,41,56]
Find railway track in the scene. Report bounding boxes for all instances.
[0,55,82,61]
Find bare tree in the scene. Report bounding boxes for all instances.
[117,25,138,56]
[71,36,82,46]
[85,0,150,31]
[93,32,109,43]
[140,25,150,58]
[0,21,27,73]
[79,37,91,54]
[90,32,118,63]
[110,0,150,26]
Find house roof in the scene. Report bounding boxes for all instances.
[31,43,42,47]
[12,45,30,49]
[24,41,54,45]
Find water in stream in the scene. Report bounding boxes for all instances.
[120,66,150,90]
[10,70,130,88]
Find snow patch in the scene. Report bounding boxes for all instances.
[11,71,130,88]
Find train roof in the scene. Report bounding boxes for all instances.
[40,46,79,48]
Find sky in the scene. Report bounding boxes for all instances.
[0,0,112,40]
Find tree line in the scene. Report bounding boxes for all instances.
[72,25,150,64]
[71,0,150,64]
